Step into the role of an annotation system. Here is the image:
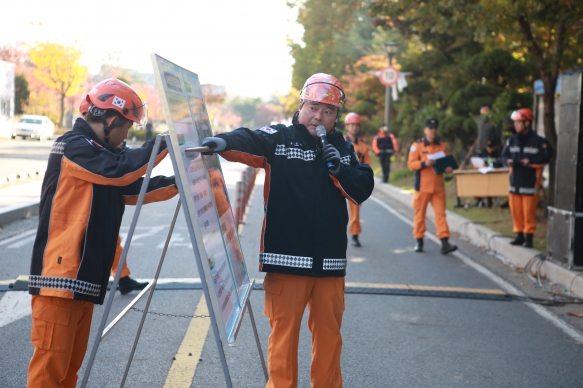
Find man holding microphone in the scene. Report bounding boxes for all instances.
[202,73,374,387]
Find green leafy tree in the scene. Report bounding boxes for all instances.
[14,74,29,114]
[226,96,263,128]
[472,0,583,205]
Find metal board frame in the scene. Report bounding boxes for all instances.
[151,54,252,344]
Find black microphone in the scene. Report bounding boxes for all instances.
[316,125,334,168]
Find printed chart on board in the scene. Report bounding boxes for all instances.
[151,54,251,343]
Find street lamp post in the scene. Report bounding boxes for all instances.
[383,42,399,130]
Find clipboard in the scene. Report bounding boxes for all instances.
[432,155,458,174]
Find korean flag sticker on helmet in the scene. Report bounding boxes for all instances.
[258,126,278,134]
[112,96,126,109]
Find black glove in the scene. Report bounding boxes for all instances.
[201,137,227,155]
[322,144,341,172]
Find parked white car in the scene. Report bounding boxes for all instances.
[12,115,55,140]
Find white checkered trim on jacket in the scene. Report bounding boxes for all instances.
[260,253,313,268]
[51,142,66,154]
[323,258,347,270]
[340,155,351,165]
[275,144,316,161]
[29,275,101,297]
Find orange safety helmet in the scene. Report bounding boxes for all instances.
[344,112,361,124]
[86,78,148,126]
[511,108,534,122]
[79,99,90,115]
[300,73,345,110]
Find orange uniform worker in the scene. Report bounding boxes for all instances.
[80,99,150,295]
[344,112,371,247]
[202,73,374,387]
[372,123,399,182]
[27,79,178,387]
[501,108,552,248]
[407,118,457,254]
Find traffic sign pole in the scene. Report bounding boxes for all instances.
[380,65,399,131]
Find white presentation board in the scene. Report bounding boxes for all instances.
[151,54,251,343]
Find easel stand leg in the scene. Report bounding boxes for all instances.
[119,200,182,387]
[247,299,269,382]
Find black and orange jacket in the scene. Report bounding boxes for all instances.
[29,118,178,304]
[501,130,553,195]
[345,135,371,165]
[217,122,374,277]
[407,137,449,193]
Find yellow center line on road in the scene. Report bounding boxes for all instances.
[345,282,506,295]
[163,295,210,388]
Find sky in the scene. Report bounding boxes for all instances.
[0,0,302,99]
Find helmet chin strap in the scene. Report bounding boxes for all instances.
[101,116,126,144]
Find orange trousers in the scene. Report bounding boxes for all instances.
[412,190,450,239]
[348,201,361,236]
[111,236,130,278]
[509,193,539,234]
[28,295,94,388]
[263,273,345,388]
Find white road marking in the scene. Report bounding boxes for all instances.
[370,194,583,343]
[0,291,31,328]
[7,235,36,248]
[0,229,36,246]
[120,226,166,247]
[157,233,192,249]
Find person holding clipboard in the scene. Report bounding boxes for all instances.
[407,118,458,254]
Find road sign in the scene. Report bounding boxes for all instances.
[380,66,399,87]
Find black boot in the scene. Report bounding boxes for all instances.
[440,238,457,254]
[487,197,493,208]
[509,233,525,246]
[414,238,423,252]
[351,235,361,247]
[119,276,149,295]
[523,233,534,248]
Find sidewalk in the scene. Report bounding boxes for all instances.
[0,180,43,227]
[374,178,583,299]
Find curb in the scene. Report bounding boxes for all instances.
[0,200,40,227]
[0,169,44,186]
[373,178,583,299]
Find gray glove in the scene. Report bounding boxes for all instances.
[201,137,227,155]
[322,144,341,172]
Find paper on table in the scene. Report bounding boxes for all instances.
[471,157,485,168]
[478,166,494,174]
[427,151,446,160]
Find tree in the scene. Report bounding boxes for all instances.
[14,75,29,114]
[473,0,583,205]
[28,42,88,128]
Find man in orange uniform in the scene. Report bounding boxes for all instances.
[202,73,374,387]
[501,108,552,247]
[344,112,371,247]
[27,79,178,387]
[407,118,457,254]
[372,123,399,182]
[79,100,150,295]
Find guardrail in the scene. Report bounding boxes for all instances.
[233,166,258,227]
